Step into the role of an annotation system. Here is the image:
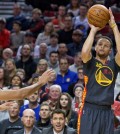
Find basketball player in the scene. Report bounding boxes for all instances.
[80,8,120,134]
[0,69,54,110]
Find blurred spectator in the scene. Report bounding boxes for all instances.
[34,59,48,76]
[67,29,84,57]
[52,19,61,32]
[5,59,16,85]
[52,6,66,30]
[24,31,34,44]
[47,33,59,57]
[68,66,84,97]
[69,52,83,73]
[36,103,51,130]
[27,8,44,38]
[56,93,78,124]
[48,51,59,73]
[14,109,42,134]
[34,43,48,63]
[73,3,89,36]
[42,109,76,134]
[16,44,37,82]
[67,0,80,17]
[55,58,78,92]
[46,84,62,111]
[35,22,54,46]
[0,48,14,67]
[28,59,48,85]
[58,43,74,65]
[0,18,10,50]
[10,21,25,54]
[16,32,34,60]
[58,15,73,44]
[20,91,40,121]
[7,75,23,91]
[0,101,23,134]
[72,84,84,112]
[16,68,26,86]
[85,0,96,8]
[6,3,28,31]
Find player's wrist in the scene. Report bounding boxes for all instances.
[111,23,117,29]
[91,28,98,34]
[109,21,117,29]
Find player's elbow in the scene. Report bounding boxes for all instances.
[81,51,91,63]
[81,50,87,60]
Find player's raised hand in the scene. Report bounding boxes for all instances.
[38,69,55,85]
[88,22,101,33]
[109,8,116,29]
[0,101,14,111]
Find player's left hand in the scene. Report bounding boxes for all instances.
[38,69,55,85]
[109,8,116,28]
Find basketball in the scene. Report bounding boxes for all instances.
[87,4,110,28]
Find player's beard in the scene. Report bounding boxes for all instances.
[97,52,109,59]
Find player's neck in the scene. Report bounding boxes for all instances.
[95,56,108,65]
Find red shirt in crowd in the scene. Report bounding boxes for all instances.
[0,29,10,49]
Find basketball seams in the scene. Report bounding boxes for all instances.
[92,7,109,19]
[87,12,109,21]
[87,4,110,28]
[88,6,110,20]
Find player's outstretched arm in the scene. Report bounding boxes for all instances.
[81,24,100,63]
[0,69,55,101]
[109,8,120,66]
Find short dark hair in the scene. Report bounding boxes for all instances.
[59,57,69,64]
[21,44,32,52]
[77,66,83,71]
[40,102,51,111]
[97,36,113,48]
[13,21,22,27]
[49,51,59,57]
[50,32,59,39]
[51,109,66,118]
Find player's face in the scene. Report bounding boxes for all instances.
[95,38,111,58]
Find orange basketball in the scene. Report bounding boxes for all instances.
[87,4,110,28]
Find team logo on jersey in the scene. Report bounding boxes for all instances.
[95,66,114,86]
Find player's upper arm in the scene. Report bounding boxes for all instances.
[81,52,92,63]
